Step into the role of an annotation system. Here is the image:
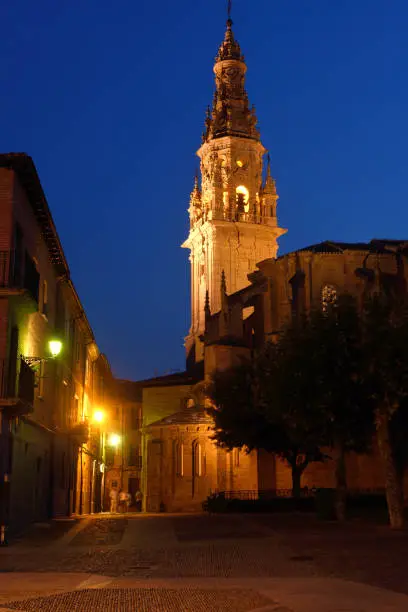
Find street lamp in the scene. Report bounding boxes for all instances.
[92,409,105,424]
[108,433,121,448]
[23,338,63,366]
[107,432,123,490]
[48,339,62,358]
[90,409,107,514]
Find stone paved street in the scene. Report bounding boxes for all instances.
[1,514,408,610]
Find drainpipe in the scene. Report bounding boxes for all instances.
[79,446,83,515]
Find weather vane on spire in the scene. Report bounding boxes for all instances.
[227,0,232,21]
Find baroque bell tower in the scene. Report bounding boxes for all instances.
[182,9,286,365]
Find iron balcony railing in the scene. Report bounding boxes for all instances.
[0,250,39,303]
[0,357,35,407]
[214,487,386,500]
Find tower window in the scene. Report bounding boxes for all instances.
[236,186,249,214]
[236,185,249,203]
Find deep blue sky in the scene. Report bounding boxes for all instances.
[1,1,407,380]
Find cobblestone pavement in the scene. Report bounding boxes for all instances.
[2,587,276,611]
[1,513,408,611]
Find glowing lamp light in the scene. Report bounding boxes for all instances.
[236,185,249,203]
[93,410,105,424]
[109,433,121,448]
[48,339,62,358]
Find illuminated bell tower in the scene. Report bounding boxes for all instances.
[182,14,286,365]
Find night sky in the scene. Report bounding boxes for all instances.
[1,0,407,380]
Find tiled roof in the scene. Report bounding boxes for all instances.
[146,406,213,428]
[0,153,69,277]
[279,239,408,258]
[136,371,200,388]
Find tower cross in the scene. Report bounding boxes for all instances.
[227,0,232,20]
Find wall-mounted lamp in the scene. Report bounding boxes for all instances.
[22,338,63,366]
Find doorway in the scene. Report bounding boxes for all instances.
[128,477,140,509]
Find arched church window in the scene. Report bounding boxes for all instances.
[192,440,202,477]
[175,441,184,477]
[321,284,337,312]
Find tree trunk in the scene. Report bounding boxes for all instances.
[376,410,404,529]
[334,440,347,522]
[291,464,302,497]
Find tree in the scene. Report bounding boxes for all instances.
[207,296,374,511]
[361,293,408,528]
[254,321,327,497]
[207,321,326,497]
[307,295,374,521]
[390,399,408,497]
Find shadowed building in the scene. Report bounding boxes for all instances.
[0,154,114,538]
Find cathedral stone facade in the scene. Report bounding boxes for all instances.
[139,17,401,512]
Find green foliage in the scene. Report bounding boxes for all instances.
[390,399,408,478]
[207,290,408,514]
[206,360,289,455]
[362,292,408,417]
[206,329,326,496]
[309,295,374,453]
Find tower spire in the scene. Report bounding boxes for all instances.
[202,11,259,142]
[182,7,287,367]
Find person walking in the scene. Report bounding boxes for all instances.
[135,489,142,512]
[119,489,128,513]
[109,486,118,513]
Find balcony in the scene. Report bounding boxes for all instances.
[0,357,35,416]
[0,250,40,304]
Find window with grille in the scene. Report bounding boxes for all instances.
[128,446,142,469]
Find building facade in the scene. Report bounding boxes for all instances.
[103,380,143,510]
[138,18,405,512]
[0,154,115,539]
[202,240,408,492]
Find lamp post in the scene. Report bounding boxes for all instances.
[91,409,106,513]
[107,433,122,493]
